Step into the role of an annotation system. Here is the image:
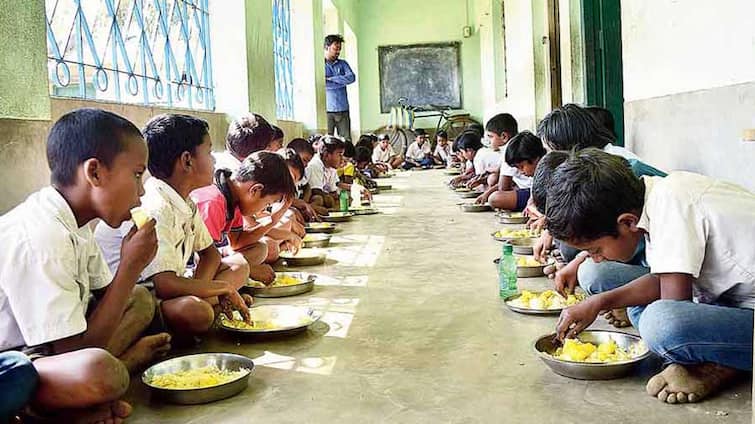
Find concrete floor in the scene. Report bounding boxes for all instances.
[126,170,751,423]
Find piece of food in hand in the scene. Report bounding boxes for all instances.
[131,207,151,229]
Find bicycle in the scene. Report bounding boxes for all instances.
[373,98,480,156]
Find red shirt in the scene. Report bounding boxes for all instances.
[190,185,244,245]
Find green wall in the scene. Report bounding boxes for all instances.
[0,0,50,119]
[245,0,277,120]
[355,0,482,131]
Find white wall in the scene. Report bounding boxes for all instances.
[622,0,755,102]
[209,0,249,118]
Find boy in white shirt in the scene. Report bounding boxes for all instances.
[372,134,403,169]
[212,113,275,171]
[486,131,545,211]
[0,109,172,422]
[474,113,519,204]
[433,130,453,166]
[401,129,434,170]
[306,136,346,209]
[550,149,754,405]
[95,114,253,338]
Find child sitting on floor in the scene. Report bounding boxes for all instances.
[402,129,434,170]
[548,148,755,405]
[372,134,403,170]
[484,131,545,211]
[306,136,346,210]
[213,113,274,171]
[191,152,297,282]
[433,130,453,166]
[94,114,252,338]
[0,108,172,422]
[474,113,518,205]
[453,131,500,190]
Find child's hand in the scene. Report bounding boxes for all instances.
[533,231,553,262]
[474,194,487,205]
[219,290,252,324]
[553,262,578,298]
[556,297,601,341]
[120,219,158,275]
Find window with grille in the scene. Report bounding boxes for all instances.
[272,0,294,120]
[45,0,215,110]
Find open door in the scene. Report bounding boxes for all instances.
[582,0,625,145]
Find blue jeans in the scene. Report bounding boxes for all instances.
[402,157,434,169]
[0,351,38,421]
[577,258,650,326]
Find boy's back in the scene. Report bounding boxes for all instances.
[0,187,112,350]
[640,172,755,307]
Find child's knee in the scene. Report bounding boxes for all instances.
[163,297,215,334]
[263,239,280,263]
[130,285,156,327]
[75,349,130,400]
[638,300,688,358]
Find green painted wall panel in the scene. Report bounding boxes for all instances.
[245,0,277,120]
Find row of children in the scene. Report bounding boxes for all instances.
[0,107,385,422]
[456,103,754,405]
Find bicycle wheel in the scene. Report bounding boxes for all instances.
[442,115,481,141]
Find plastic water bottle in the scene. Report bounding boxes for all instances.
[499,244,518,298]
[339,190,349,212]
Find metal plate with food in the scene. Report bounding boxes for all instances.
[304,222,337,233]
[460,203,492,213]
[142,353,254,404]
[219,304,323,336]
[444,168,462,175]
[534,330,651,380]
[349,206,379,215]
[503,290,586,315]
[493,256,553,278]
[454,187,472,193]
[505,238,535,255]
[457,191,479,199]
[321,212,355,222]
[302,233,331,248]
[491,228,540,242]
[279,249,327,266]
[376,184,392,191]
[244,272,316,297]
[497,211,529,224]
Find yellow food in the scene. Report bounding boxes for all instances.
[553,338,639,363]
[280,249,321,259]
[248,274,303,288]
[302,235,319,242]
[508,290,585,310]
[220,317,277,330]
[328,212,351,217]
[148,366,248,389]
[494,228,539,239]
[130,207,150,229]
[308,223,332,229]
[516,256,544,267]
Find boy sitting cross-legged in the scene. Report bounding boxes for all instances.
[550,148,755,405]
[95,114,252,339]
[0,108,172,422]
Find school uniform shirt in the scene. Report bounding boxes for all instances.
[213,150,242,171]
[499,143,534,189]
[372,145,396,163]
[434,143,452,163]
[94,178,214,280]
[191,185,245,246]
[603,143,640,161]
[305,154,340,193]
[473,147,502,176]
[0,187,112,350]
[602,144,667,177]
[638,172,755,308]
[406,141,431,161]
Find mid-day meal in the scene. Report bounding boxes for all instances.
[507,290,585,310]
[552,338,646,363]
[148,366,249,389]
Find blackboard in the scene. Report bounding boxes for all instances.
[378,42,462,113]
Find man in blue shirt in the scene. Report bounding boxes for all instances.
[324,34,356,141]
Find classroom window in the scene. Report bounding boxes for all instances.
[272,0,294,120]
[44,0,215,110]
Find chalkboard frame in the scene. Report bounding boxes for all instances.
[377,42,463,114]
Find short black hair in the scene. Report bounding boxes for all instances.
[436,130,448,140]
[343,140,356,158]
[545,148,645,242]
[324,34,344,48]
[47,108,143,187]
[278,147,305,179]
[321,135,346,154]
[287,138,315,156]
[232,151,296,197]
[485,113,518,137]
[536,103,613,151]
[584,106,617,138]
[414,128,428,137]
[271,125,284,141]
[356,135,375,154]
[531,151,569,213]
[226,113,274,159]
[466,122,484,137]
[504,131,547,167]
[354,146,372,164]
[458,131,483,151]
[142,114,209,180]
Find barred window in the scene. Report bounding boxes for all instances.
[272,0,294,120]
[45,0,215,110]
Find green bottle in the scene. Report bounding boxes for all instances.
[499,244,518,298]
[339,190,349,212]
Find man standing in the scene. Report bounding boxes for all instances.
[324,34,356,141]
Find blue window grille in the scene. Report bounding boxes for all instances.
[45,0,215,110]
[272,0,294,120]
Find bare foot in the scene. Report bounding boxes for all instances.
[249,264,275,284]
[119,333,171,373]
[603,308,631,328]
[646,363,739,404]
[30,400,132,424]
